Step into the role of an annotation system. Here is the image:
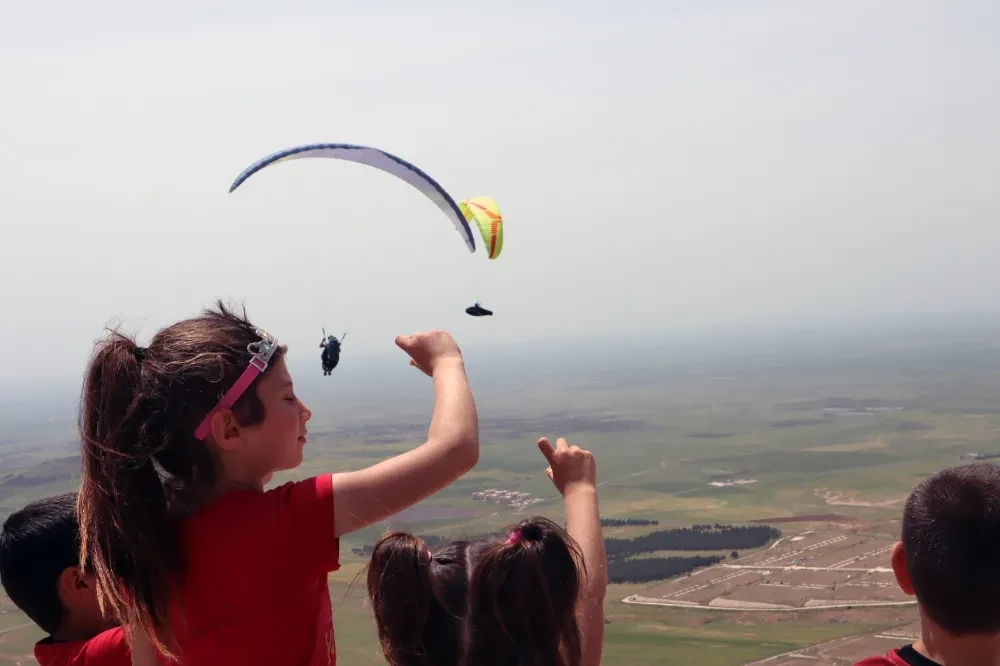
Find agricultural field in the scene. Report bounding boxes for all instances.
[744,621,923,666]
[631,521,910,611]
[2,323,1000,664]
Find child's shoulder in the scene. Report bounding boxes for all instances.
[856,655,901,666]
[265,474,334,505]
[179,475,338,572]
[855,646,936,666]
[186,475,334,523]
[34,627,130,666]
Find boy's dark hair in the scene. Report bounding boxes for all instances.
[76,300,286,658]
[0,493,79,635]
[902,462,1000,635]
[467,517,585,666]
[367,533,492,666]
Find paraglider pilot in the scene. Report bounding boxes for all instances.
[320,331,342,375]
[466,301,493,317]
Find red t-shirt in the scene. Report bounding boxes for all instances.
[167,474,340,665]
[34,627,130,666]
[856,645,940,666]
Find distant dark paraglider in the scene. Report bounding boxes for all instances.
[466,302,493,317]
[320,330,345,375]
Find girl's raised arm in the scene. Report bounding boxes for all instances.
[330,332,479,538]
[539,437,607,666]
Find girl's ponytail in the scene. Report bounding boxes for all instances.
[76,302,287,658]
[368,533,435,666]
[367,533,488,666]
[77,332,179,654]
[467,517,585,666]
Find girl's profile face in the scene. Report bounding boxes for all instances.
[242,356,312,475]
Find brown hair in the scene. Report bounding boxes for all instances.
[467,517,585,666]
[902,462,1000,635]
[76,300,285,657]
[367,532,491,666]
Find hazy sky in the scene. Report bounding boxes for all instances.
[1,0,998,386]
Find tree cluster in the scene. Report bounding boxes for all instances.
[608,555,723,584]
[605,524,780,559]
[601,518,660,527]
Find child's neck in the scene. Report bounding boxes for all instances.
[51,614,113,643]
[167,466,268,517]
[217,453,270,493]
[917,619,1000,666]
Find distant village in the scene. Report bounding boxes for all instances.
[958,452,1000,461]
[472,488,545,507]
[708,478,759,488]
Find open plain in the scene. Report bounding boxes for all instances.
[4,323,1000,664]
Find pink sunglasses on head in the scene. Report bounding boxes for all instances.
[193,329,278,441]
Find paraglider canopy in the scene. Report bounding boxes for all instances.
[229,144,505,320]
[229,143,478,253]
[459,197,503,260]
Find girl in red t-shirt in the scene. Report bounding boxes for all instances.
[75,301,480,666]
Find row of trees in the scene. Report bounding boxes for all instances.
[601,518,659,527]
[605,524,781,559]
[608,555,723,584]
[352,522,780,562]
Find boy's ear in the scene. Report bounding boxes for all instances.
[56,566,87,602]
[890,541,915,595]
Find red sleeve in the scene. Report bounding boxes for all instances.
[34,628,132,666]
[270,474,340,574]
[855,653,905,666]
[83,628,131,666]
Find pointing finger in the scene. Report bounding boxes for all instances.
[537,437,557,467]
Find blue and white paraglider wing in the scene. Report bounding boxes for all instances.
[229,143,476,253]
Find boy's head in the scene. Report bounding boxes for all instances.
[892,462,1000,636]
[0,493,114,640]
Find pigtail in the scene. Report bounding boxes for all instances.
[367,532,435,666]
[74,301,287,660]
[77,331,180,657]
[467,518,584,666]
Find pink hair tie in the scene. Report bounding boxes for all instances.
[505,529,522,545]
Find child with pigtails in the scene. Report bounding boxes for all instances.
[76,301,480,666]
[368,436,607,666]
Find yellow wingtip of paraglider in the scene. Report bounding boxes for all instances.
[459,197,503,260]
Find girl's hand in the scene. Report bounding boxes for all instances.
[395,331,464,377]
[538,437,597,496]
[331,331,478,538]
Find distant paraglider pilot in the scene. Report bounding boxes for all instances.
[319,330,344,375]
[466,302,493,317]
